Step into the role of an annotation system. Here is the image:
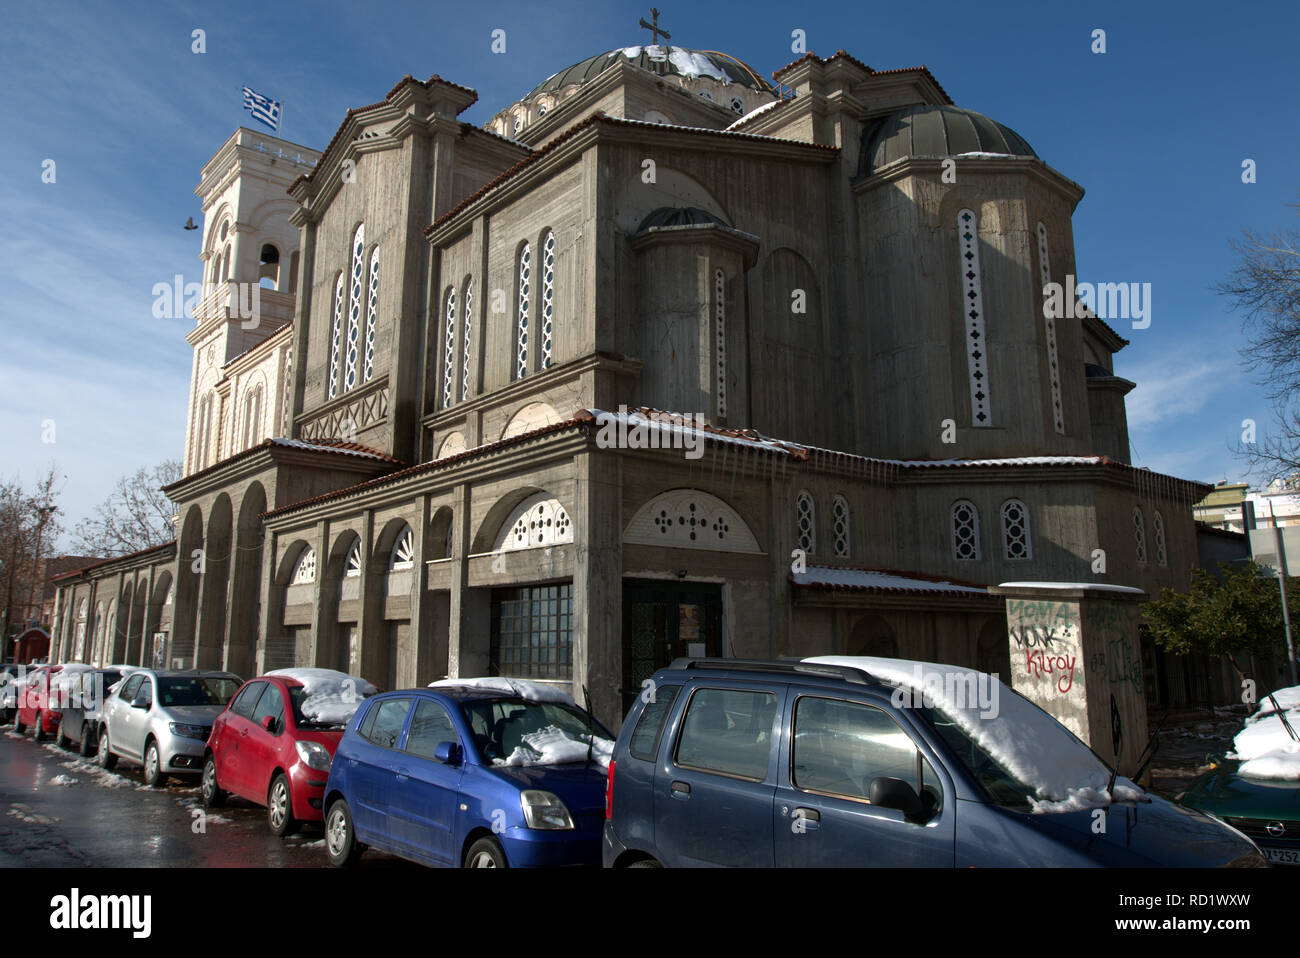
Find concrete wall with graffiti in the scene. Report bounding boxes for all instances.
[1006,597,1088,739]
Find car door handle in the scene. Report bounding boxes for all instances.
[792,807,821,828]
[670,780,690,798]
[395,766,410,782]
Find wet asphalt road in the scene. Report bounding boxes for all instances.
[0,728,413,868]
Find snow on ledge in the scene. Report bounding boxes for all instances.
[429,676,578,706]
[794,566,987,595]
[997,581,1146,594]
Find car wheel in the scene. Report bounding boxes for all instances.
[33,712,46,742]
[79,724,96,757]
[201,755,225,808]
[628,858,663,868]
[98,727,117,769]
[143,740,166,787]
[324,799,361,867]
[464,836,508,868]
[267,773,299,836]
[55,719,71,749]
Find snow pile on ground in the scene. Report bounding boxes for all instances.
[47,774,78,787]
[268,668,376,725]
[429,676,579,706]
[497,724,614,769]
[1228,687,1300,780]
[805,656,1145,813]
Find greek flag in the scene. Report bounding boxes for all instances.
[241,86,281,131]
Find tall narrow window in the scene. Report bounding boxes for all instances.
[796,491,816,554]
[540,230,555,370]
[952,500,981,560]
[958,209,991,426]
[516,243,531,379]
[363,246,379,382]
[1037,222,1064,435]
[1001,499,1031,560]
[1153,510,1167,567]
[327,273,344,400]
[715,269,727,418]
[344,224,365,391]
[281,346,293,434]
[1134,507,1147,564]
[196,393,215,470]
[441,286,457,408]
[461,278,473,401]
[241,385,262,450]
[832,495,851,558]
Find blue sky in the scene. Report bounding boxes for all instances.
[2,0,1298,547]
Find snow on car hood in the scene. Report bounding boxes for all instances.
[428,676,578,706]
[1229,687,1300,781]
[805,656,1144,813]
[267,668,376,725]
[495,725,614,770]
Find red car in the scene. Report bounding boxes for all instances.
[201,671,374,835]
[13,665,64,740]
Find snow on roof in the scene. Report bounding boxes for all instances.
[267,668,377,725]
[793,566,988,595]
[726,97,784,130]
[428,676,578,706]
[589,407,803,458]
[614,46,732,84]
[1230,688,1300,780]
[804,655,1144,812]
[997,582,1146,595]
[268,438,395,462]
[885,455,1105,468]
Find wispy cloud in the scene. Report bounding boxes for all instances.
[1120,353,1239,431]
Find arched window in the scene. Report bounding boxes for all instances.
[91,601,105,665]
[795,491,816,554]
[715,269,727,418]
[241,384,263,450]
[281,346,293,435]
[327,272,344,400]
[495,494,573,552]
[344,539,362,578]
[104,598,117,664]
[390,527,415,570]
[363,246,380,382]
[1037,222,1064,435]
[730,96,745,114]
[441,286,457,408]
[540,230,555,370]
[344,224,365,391]
[461,278,473,401]
[291,547,317,584]
[74,598,88,660]
[952,500,981,560]
[1153,510,1167,567]
[832,495,851,558]
[258,243,280,290]
[1134,507,1147,564]
[1001,499,1031,560]
[515,242,531,379]
[958,209,991,427]
[221,245,232,281]
[195,392,215,470]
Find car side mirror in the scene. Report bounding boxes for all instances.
[870,776,926,822]
[434,741,461,765]
[131,694,150,710]
[260,715,277,733]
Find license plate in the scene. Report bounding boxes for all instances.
[1263,847,1300,865]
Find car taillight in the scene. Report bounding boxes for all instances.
[605,759,615,820]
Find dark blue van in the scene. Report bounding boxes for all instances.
[602,658,1267,867]
[324,683,611,868]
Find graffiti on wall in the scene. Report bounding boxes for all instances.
[1086,601,1143,695]
[1006,599,1079,694]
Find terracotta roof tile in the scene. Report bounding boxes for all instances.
[161,438,400,494]
[50,541,177,582]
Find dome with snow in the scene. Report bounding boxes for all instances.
[858,104,1037,176]
[528,46,775,96]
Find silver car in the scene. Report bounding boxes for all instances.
[99,669,242,786]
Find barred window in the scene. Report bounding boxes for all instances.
[491,583,573,680]
[1134,507,1147,564]
[540,230,555,370]
[1153,510,1167,567]
[327,272,344,400]
[796,491,816,554]
[515,243,531,379]
[1001,499,1031,560]
[363,246,380,382]
[441,286,457,408]
[952,500,981,561]
[832,495,851,558]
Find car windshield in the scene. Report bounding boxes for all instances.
[915,705,1039,808]
[462,698,611,765]
[157,676,240,707]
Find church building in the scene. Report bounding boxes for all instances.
[51,32,1215,725]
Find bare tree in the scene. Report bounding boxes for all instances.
[72,460,180,557]
[0,466,64,654]
[1217,209,1300,478]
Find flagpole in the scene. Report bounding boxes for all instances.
[277,98,285,138]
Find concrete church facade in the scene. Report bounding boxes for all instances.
[52,41,1215,726]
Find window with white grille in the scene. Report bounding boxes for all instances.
[344,224,365,391]
[461,278,473,401]
[327,273,344,400]
[516,243,531,379]
[441,286,457,408]
[344,539,362,578]
[715,269,727,418]
[832,495,851,558]
[363,247,379,382]
[1153,510,1167,567]
[540,230,555,370]
[1134,508,1147,564]
[796,491,816,554]
[391,527,415,570]
[958,209,991,426]
[1001,499,1031,560]
[291,548,317,584]
[953,500,981,560]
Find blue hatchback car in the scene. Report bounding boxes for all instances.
[323,682,612,868]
